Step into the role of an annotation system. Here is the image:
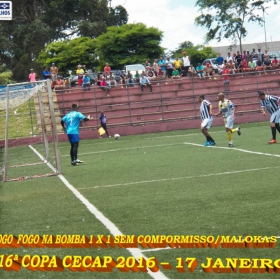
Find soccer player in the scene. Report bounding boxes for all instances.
[61,104,92,166]
[198,95,216,146]
[215,93,241,147]
[258,91,280,144]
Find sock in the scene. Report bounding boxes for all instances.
[206,136,211,142]
[232,128,237,133]
[208,137,215,142]
[271,127,276,140]
[227,131,232,142]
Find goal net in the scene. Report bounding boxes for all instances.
[0,80,61,182]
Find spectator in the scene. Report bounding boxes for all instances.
[226,52,232,62]
[120,71,126,88]
[76,65,84,86]
[158,57,166,76]
[242,50,247,61]
[42,67,51,80]
[82,72,91,91]
[126,70,134,87]
[228,60,236,74]
[146,67,156,81]
[108,72,117,88]
[182,51,191,76]
[171,67,180,82]
[204,62,216,79]
[173,57,182,74]
[235,51,242,69]
[251,48,258,63]
[157,68,165,80]
[255,58,263,73]
[222,64,230,90]
[196,63,204,79]
[96,74,102,86]
[241,58,249,73]
[103,63,111,76]
[99,111,111,138]
[188,64,197,77]
[134,70,141,85]
[54,76,65,90]
[271,57,279,70]
[257,48,263,63]
[50,63,58,81]
[140,74,153,93]
[64,78,70,88]
[263,57,272,73]
[165,57,174,78]
[29,69,36,82]
[248,58,256,71]
[216,53,224,66]
[153,59,159,75]
[100,77,110,95]
[145,60,151,69]
[263,50,269,61]
[246,50,251,62]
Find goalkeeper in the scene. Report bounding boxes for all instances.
[61,104,92,166]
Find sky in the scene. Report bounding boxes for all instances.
[111,0,280,52]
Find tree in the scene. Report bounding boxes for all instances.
[169,41,194,57]
[194,0,274,53]
[36,37,98,76]
[0,0,128,81]
[96,23,164,70]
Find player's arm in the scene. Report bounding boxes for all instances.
[209,104,213,116]
[261,106,266,115]
[61,120,66,133]
[84,115,93,121]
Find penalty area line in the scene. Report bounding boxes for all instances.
[184,142,280,158]
[77,165,280,190]
[28,145,168,279]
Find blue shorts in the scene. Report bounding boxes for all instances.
[68,134,80,143]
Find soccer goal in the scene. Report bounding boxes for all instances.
[0,79,61,182]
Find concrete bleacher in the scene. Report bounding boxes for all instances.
[54,71,280,141]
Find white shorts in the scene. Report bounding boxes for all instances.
[201,117,213,130]
[270,110,280,123]
[224,116,234,129]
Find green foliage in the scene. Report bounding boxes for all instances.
[0,0,128,81]
[0,70,14,85]
[194,0,274,52]
[36,37,98,76]
[96,23,164,69]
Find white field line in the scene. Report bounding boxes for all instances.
[61,143,184,157]
[184,142,280,158]
[77,166,280,190]
[29,145,168,279]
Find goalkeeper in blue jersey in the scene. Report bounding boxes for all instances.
[61,104,92,165]
[215,93,241,147]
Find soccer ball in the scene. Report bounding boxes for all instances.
[114,134,120,140]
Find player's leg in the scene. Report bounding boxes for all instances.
[225,117,234,146]
[201,118,215,146]
[268,112,278,144]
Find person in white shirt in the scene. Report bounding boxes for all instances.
[182,52,191,76]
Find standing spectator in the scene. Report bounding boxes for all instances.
[165,57,174,78]
[103,63,111,76]
[145,60,151,69]
[82,72,91,91]
[99,111,111,138]
[182,52,191,76]
[140,74,153,93]
[173,57,182,74]
[263,50,269,60]
[216,53,224,66]
[251,48,258,63]
[235,51,242,69]
[153,59,159,75]
[198,95,216,146]
[50,63,58,81]
[246,50,251,62]
[258,91,280,144]
[242,50,247,61]
[158,57,166,76]
[76,65,84,86]
[61,103,92,165]
[29,69,36,82]
[257,48,264,63]
[215,93,241,147]
[42,67,51,80]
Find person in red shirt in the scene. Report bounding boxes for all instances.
[222,65,230,90]
[271,57,279,70]
[103,63,111,76]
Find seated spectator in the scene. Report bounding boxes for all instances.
[64,78,70,88]
[96,74,102,86]
[248,58,256,71]
[100,77,110,94]
[54,76,65,90]
[255,58,263,73]
[157,68,165,80]
[126,70,134,87]
[196,63,204,78]
[146,67,156,81]
[204,63,216,79]
[171,67,180,82]
[227,60,236,74]
[120,71,126,88]
[263,57,272,73]
[188,65,197,77]
[82,72,91,91]
[217,61,225,75]
[241,59,249,73]
[140,74,153,93]
[271,57,279,70]
[76,65,84,86]
[134,70,140,85]
[108,72,117,87]
[165,57,174,78]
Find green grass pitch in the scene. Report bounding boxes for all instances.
[1,122,280,279]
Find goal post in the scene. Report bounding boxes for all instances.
[1,79,61,182]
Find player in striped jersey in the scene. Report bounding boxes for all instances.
[215,93,241,147]
[258,91,280,144]
[198,95,216,146]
